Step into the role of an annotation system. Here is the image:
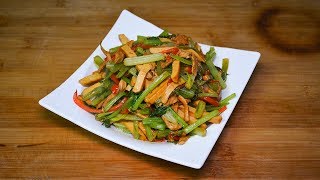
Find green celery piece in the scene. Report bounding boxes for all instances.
[128,67,137,76]
[116,66,130,78]
[133,121,140,139]
[185,73,195,89]
[94,55,104,67]
[157,129,170,139]
[171,55,192,65]
[176,87,195,99]
[124,53,165,66]
[109,46,120,54]
[222,58,229,74]
[219,93,236,105]
[190,127,207,137]
[197,92,219,98]
[195,100,206,119]
[163,108,188,128]
[159,29,170,38]
[205,47,226,89]
[110,114,143,123]
[184,110,219,134]
[113,123,131,134]
[103,91,126,112]
[144,124,155,141]
[91,91,110,106]
[136,47,145,56]
[132,71,170,110]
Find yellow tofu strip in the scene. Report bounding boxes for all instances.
[133,64,153,93]
[121,44,137,58]
[118,34,130,44]
[161,78,185,104]
[186,49,205,62]
[79,73,103,86]
[145,79,169,103]
[171,60,180,83]
[149,47,175,54]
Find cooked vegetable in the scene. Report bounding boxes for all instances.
[124,53,164,66]
[74,32,235,144]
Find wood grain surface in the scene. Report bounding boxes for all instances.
[1,0,320,178]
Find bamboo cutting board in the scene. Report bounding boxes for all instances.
[0,0,319,178]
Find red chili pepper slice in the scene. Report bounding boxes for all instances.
[111,84,119,94]
[219,106,227,113]
[185,66,192,74]
[202,96,219,107]
[110,74,120,84]
[108,97,128,112]
[73,91,103,114]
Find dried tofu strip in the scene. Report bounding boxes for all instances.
[119,34,130,44]
[79,73,103,86]
[171,60,180,83]
[178,136,190,145]
[149,47,175,54]
[178,95,190,122]
[133,63,154,93]
[162,115,182,130]
[121,44,137,58]
[138,122,147,135]
[161,78,185,104]
[122,121,147,141]
[145,79,169,104]
[186,49,205,62]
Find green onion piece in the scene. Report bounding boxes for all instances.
[144,124,155,141]
[132,71,170,110]
[205,47,227,89]
[184,110,219,134]
[219,93,236,105]
[103,91,126,112]
[124,53,165,66]
[185,74,195,89]
[195,100,206,118]
[197,92,219,98]
[190,127,207,137]
[176,88,195,99]
[110,114,143,123]
[133,121,140,139]
[113,123,131,134]
[94,55,104,67]
[157,129,170,139]
[171,55,192,65]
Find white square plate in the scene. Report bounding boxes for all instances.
[39,10,260,169]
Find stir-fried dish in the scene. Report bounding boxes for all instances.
[73,30,236,144]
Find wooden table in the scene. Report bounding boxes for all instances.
[1,0,319,178]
